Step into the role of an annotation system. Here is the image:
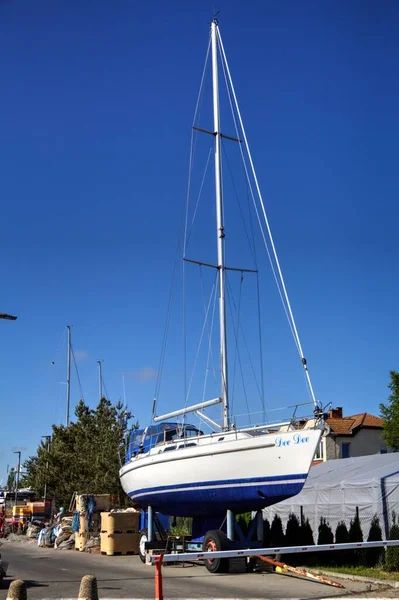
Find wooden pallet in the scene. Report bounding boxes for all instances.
[100,529,137,534]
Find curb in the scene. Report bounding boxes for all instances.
[306,568,399,589]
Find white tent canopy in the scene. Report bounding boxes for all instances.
[262,453,399,541]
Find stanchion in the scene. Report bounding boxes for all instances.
[154,554,164,600]
[78,575,99,600]
[6,580,27,600]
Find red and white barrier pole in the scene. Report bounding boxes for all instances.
[151,538,399,564]
[154,554,164,600]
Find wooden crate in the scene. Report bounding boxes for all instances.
[101,512,139,534]
[100,532,139,556]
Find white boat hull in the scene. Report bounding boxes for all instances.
[120,427,322,516]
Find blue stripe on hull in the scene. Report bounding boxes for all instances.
[128,477,306,517]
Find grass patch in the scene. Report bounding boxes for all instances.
[314,565,399,582]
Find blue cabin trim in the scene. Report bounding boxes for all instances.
[125,422,202,463]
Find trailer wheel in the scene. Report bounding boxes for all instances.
[138,529,148,563]
[203,530,229,573]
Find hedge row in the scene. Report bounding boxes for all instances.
[246,511,399,570]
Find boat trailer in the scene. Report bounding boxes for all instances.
[141,507,273,573]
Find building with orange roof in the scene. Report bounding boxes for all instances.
[314,406,390,464]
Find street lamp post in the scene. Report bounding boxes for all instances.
[13,451,21,506]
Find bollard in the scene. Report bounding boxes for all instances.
[154,555,164,600]
[7,580,27,600]
[78,575,99,600]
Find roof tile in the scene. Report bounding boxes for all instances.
[327,412,383,435]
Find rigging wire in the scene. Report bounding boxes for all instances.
[153,237,181,417]
[199,265,217,389]
[218,39,300,354]
[183,33,212,257]
[225,272,251,424]
[225,275,263,402]
[217,27,318,408]
[256,272,266,420]
[102,376,110,401]
[222,136,266,419]
[52,328,66,364]
[230,271,244,417]
[185,147,213,249]
[182,33,212,420]
[218,39,297,349]
[185,272,217,405]
[70,342,85,401]
[221,141,257,266]
[202,271,218,401]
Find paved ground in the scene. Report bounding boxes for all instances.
[0,539,396,599]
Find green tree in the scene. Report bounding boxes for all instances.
[348,510,364,566]
[317,517,334,566]
[22,398,137,508]
[365,515,383,567]
[270,514,285,546]
[335,521,349,566]
[285,512,301,565]
[300,517,315,566]
[379,370,399,450]
[385,512,399,571]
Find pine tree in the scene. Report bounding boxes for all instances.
[21,398,137,508]
[379,370,399,450]
[385,512,399,571]
[348,510,364,566]
[270,514,285,547]
[284,513,301,565]
[335,521,349,566]
[366,515,383,567]
[317,517,334,566]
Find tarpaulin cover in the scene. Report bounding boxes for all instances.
[262,453,399,540]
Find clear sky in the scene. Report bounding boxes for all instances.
[1,0,399,482]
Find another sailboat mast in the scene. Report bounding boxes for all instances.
[66,325,71,427]
[211,20,229,430]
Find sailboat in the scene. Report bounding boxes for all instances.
[120,19,325,518]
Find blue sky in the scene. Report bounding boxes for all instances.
[1,0,399,481]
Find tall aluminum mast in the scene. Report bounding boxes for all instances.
[211,19,229,430]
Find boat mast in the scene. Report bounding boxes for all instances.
[211,19,229,430]
[98,360,103,401]
[66,325,71,426]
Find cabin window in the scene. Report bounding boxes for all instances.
[163,446,177,452]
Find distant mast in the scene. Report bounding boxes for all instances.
[66,325,71,426]
[98,360,104,401]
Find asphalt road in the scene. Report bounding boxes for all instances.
[0,539,394,599]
